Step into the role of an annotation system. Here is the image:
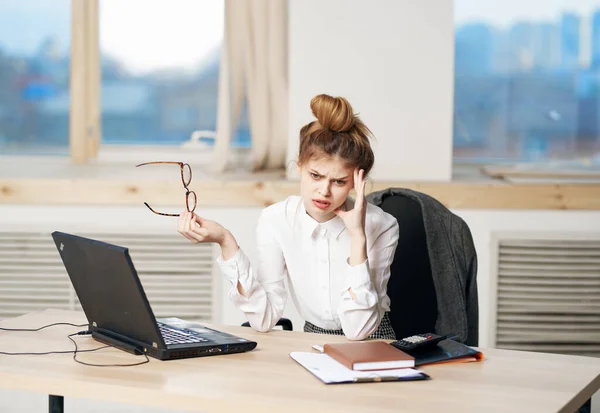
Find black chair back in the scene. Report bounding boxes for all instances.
[241,319,293,331]
[379,194,438,339]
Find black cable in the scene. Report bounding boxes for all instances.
[0,346,110,356]
[0,323,107,355]
[68,333,150,367]
[0,322,150,367]
[0,330,109,356]
[0,322,88,332]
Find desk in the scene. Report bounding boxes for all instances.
[0,309,599,413]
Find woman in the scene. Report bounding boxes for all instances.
[178,94,399,340]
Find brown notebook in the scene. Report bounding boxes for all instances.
[323,341,415,371]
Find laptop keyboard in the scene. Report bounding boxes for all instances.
[158,323,210,345]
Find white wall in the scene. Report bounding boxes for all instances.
[3,204,600,348]
[287,0,454,181]
[453,209,600,348]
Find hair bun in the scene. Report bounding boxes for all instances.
[310,94,355,132]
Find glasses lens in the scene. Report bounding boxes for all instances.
[182,164,192,187]
[187,191,197,212]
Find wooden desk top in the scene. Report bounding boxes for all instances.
[0,309,599,413]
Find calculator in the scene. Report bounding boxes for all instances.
[390,333,447,351]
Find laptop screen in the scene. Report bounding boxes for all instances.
[52,231,164,347]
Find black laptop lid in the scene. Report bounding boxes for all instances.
[51,231,164,347]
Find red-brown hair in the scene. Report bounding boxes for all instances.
[298,94,375,175]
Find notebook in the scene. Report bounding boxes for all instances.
[408,339,484,366]
[290,352,429,384]
[323,341,415,371]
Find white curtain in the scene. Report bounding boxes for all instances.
[211,0,288,172]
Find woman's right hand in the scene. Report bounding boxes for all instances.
[178,212,239,260]
[178,212,227,245]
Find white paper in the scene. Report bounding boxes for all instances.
[290,352,425,384]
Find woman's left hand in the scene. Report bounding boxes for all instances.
[334,168,367,239]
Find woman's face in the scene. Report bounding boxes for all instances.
[299,155,355,223]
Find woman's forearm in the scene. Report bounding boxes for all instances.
[219,230,239,261]
[218,230,246,295]
[349,234,367,266]
[347,234,367,300]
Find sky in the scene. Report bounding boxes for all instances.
[455,0,600,26]
[2,0,600,72]
[453,0,600,67]
[100,0,224,74]
[0,0,70,56]
[0,0,224,75]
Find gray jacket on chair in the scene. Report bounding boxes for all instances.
[367,188,479,346]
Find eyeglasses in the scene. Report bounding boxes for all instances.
[135,161,197,217]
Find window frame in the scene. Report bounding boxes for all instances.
[70,0,99,164]
[70,0,226,166]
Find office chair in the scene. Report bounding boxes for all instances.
[367,188,479,346]
[241,318,293,331]
[379,193,439,341]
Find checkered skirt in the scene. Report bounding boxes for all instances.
[303,312,396,340]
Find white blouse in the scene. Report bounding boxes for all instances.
[216,195,399,340]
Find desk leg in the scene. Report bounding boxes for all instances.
[576,398,591,413]
[49,395,64,413]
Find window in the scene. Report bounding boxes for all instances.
[99,0,249,148]
[454,0,600,164]
[0,0,249,159]
[0,0,71,156]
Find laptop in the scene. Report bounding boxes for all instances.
[51,231,257,360]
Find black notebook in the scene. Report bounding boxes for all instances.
[407,339,484,366]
